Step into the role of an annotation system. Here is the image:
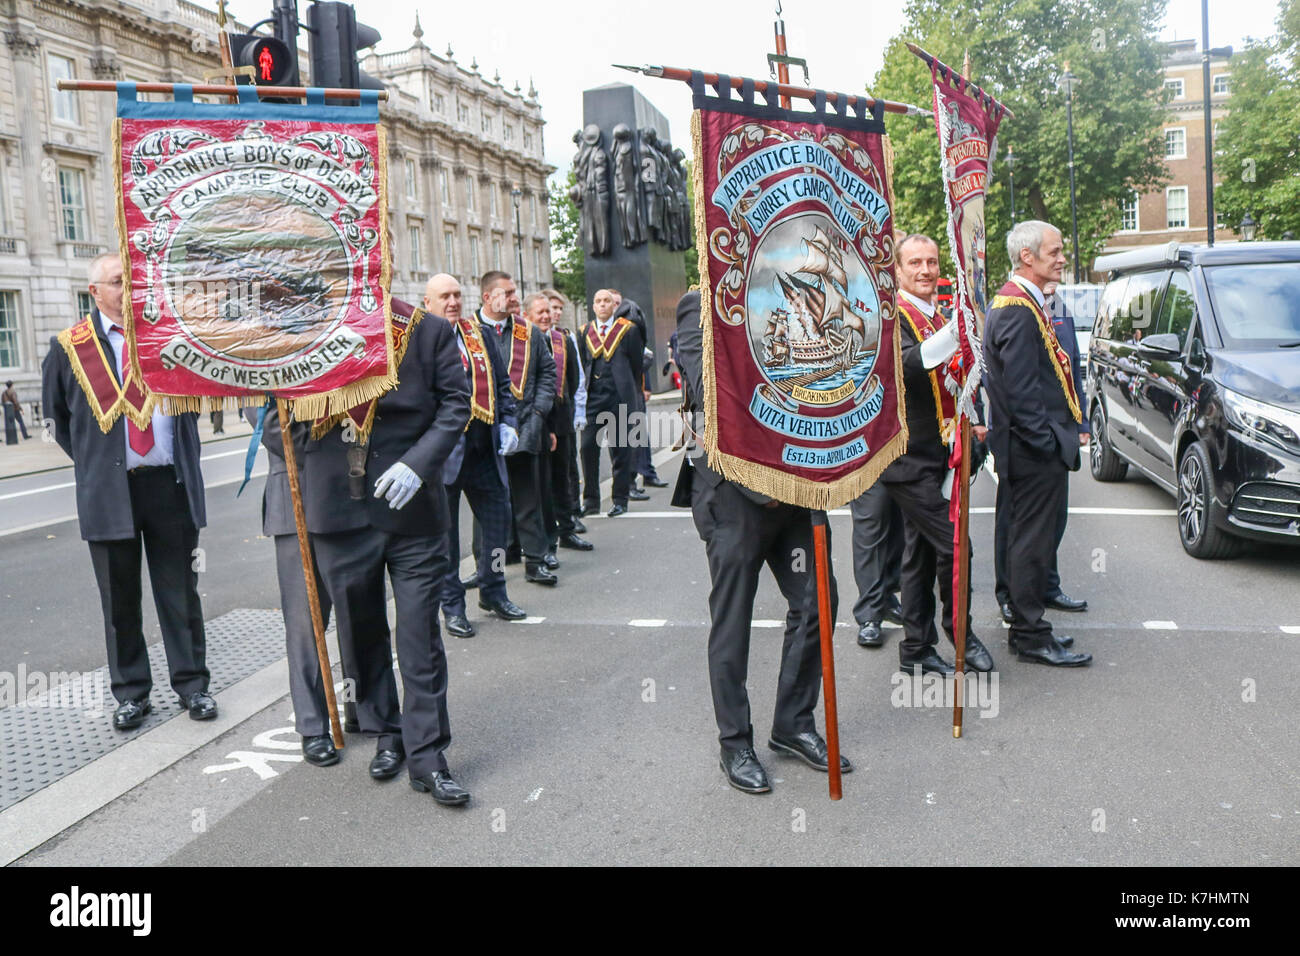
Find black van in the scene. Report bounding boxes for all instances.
[1087,241,1300,558]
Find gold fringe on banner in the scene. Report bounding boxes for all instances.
[692,110,909,511]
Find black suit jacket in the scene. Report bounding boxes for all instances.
[442,314,517,487]
[1044,294,1088,436]
[293,311,471,536]
[480,311,555,456]
[41,308,206,541]
[578,317,644,409]
[544,328,581,438]
[984,282,1081,473]
[882,307,951,484]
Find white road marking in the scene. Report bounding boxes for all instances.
[1280,626,1300,635]
[1143,620,1178,630]
[526,788,544,802]
[0,480,75,501]
[628,619,667,627]
[752,620,783,628]
[511,616,547,624]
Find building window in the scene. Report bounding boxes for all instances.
[1212,74,1230,95]
[489,184,498,219]
[408,225,423,271]
[504,124,514,143]
[57,167,88,241]
[433,91,445,114]
[481,114,492,134]
[76,290,94,318]
[457,102,470,124]
[440,168,450,205]
[523,131,533,151]
[534,245,542,283]
[49,54,80,125]
[0,291,20,368]
[492,238,502,271]
[1164,78,1185,99]
[468,234,480,277]
[444,230,455,272]
[1166,187,1189,229]
[1119,192,1139,232]
[529,194,537,227]
[404,159,418,200]
[466,176,477,212]
[1165,127,1187,160]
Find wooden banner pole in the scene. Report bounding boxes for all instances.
[952,415,973,738]
[57,79,387,101]
[811,511,842,800]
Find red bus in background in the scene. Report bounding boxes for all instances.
[935,277,953,311]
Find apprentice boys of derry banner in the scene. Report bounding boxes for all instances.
[690,73,906,510]
[920,51,1007,410]
[113,84,394,419]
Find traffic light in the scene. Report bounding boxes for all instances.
[306,1,383,91]
[228,34,296,87]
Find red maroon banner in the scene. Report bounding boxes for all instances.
[690,73,906,509]
[113,85,394,419]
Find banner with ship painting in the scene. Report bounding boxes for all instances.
[113,84,394,419]
[689,72,906,509]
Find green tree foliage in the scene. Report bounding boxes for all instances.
[548,170,584,304]
[1214,0,1300,240]
[872,0,1171,279]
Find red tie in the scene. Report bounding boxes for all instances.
[110,325,155,456]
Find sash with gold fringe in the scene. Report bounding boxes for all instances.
[584,318,633,361]
[57,315,156,433]
[457,316,495,426]
[989,287,1082,424]
[548,328,567,400]
[506,317,532,400]
[897,298,959,446]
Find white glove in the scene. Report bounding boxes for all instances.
[373,462,422,510]
[919,319,959,370]
[498,424,519,456]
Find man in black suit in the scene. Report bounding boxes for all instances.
[578,288,643,517]
[290,295,475,804]
[42,252,214,730]
[609,290,662,495]
[545,290,589,534]
[527,292,592,558]
[880,235,994,677]
[983,221,1092,667]
[425,273,526,635]
[476,272,557,585]
[993,282,1090,623]
[675,291,851,795]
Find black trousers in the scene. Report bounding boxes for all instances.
[848,480,903,624]
[543,432,576,545]
[505,451,548,561]
[566,428,583,516]
[994,467,1068,604]
[1003,446,1070,648]
[312,527,453,778]
[274,532,332,737]
[631,389,659,480]
[581,398,633,507]
[691,479,833,752]
[87,466,207,704]
[443,452,512,614]
[883,472,973,659]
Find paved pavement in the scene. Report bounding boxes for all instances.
[4,433,1297,866]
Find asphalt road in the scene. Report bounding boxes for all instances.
[10,452,1299,866]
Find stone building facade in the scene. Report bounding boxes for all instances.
[0,0,552,404]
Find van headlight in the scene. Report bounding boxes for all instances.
[1222,388,1300,454]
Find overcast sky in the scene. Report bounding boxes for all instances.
[225,0,1284,186]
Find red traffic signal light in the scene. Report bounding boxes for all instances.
[230,35,294,87]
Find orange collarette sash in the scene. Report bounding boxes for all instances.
[548,329,567,401]
[990,283,1082,424]
[897,297,959,446]
[584,317,632,360]
[457,315,495,426]
[506,316,532,400]
[57,314,155,433]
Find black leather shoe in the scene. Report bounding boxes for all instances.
[627,488,651,501]
[642,476,669,488]
[369,746,405,780]
[572,517,588,534]
[1016,637,1092,667]
[959,634,995,673]
[461,576,480,591]
[543,551,560,570]
[580,504,600,517]
[445,614,476,638]
[857,620,885,647]
[606,503,627,517]
[479,596,527,620]
[899,649,956,677]
[525,562,558,585]
[768,731,853,773]
[1000,601,1015,624]
[411,770,471,806]
[559,532,593,551]
[1045,592,1089,612]
[302,735,339,767]
[179,691,218,721]
[1008,632,1074,650]
[884,596,904,626]
[720,747,771,794]
[112,698,152,731]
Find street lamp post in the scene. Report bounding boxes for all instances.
[1202,0,1234,247]
[511,184,525,294]
[1060,64,1081,283]
[1239,213,1257,241]
[1005,147,1017,225]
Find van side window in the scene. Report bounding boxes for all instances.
[1154,269,1196,349]
[1094,276,1129,340]
[1115,271,1167,343]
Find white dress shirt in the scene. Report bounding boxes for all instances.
[1009,274,1047,311]
[97,311,175,469]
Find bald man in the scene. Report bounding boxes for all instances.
[424,274,526,634]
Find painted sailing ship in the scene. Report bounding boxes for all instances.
[772,226,874,372]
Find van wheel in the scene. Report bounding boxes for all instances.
[1177,441,1241,559]
[1089,405,1128,481]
